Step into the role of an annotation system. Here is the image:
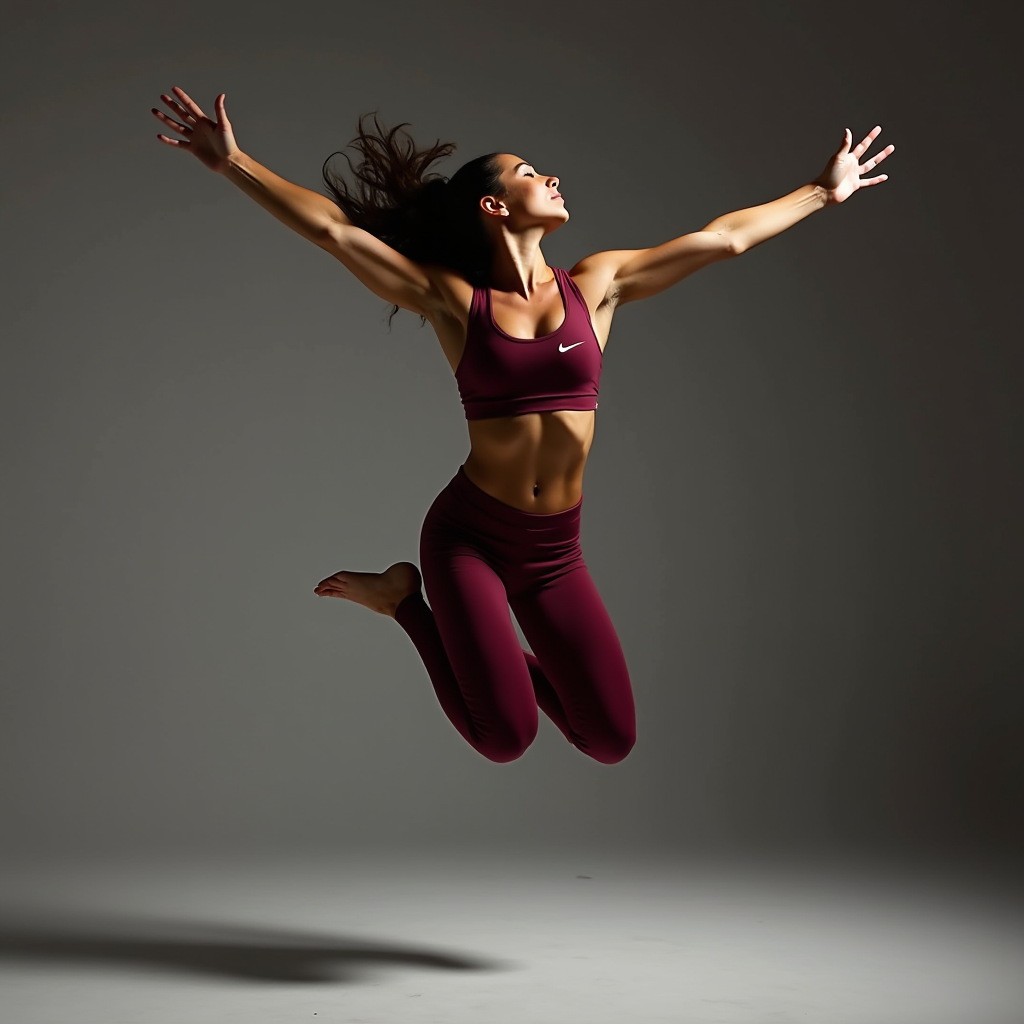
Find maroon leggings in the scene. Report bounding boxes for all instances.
[394,465,635,764]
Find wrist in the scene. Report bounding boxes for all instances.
[221,148,247,177]
[810,181,836,207]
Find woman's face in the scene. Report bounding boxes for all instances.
[481,153,568,230]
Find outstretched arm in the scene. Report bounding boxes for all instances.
[152,87,446,317]
[708,125,894,252]
[577,125,895,307]
[702,182,829,255]
[153,88,348,241]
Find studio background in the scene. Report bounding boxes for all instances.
[1,0,1020,865]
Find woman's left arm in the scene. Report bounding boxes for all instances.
[715,125,894,253]
[582,125,894,307]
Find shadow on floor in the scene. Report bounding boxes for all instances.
[0,912,507,984]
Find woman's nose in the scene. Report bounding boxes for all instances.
[548,175,559,188]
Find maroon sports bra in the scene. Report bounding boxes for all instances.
[454,266,603,420]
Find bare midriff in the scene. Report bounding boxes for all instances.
[426,265,609,515]
[463,408,596,513]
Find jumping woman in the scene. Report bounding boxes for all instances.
[152,88,894,766]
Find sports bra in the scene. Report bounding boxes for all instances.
[454,266,603,420]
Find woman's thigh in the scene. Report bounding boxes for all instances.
[509,566,635,763]
[420,528,539,752]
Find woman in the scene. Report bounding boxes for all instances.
[152,89,894,765]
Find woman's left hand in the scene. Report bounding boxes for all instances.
[814,125,895,205]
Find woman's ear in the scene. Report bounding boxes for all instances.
[479,195,509,218]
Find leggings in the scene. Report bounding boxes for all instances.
[394,464,635,764]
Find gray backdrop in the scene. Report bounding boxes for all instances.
[2,0,1020,863]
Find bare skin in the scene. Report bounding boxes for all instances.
[152,90,894,619]
[313,156,609,616]
[313,561,422,618]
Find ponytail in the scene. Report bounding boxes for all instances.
[322,112,506,326]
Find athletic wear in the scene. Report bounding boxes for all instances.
[393,271,624,761]
[455,267,602,420]
[394,465,635,763]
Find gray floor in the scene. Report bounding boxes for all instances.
[1,850,1022,1024]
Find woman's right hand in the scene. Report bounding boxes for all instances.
[152,87,239,174]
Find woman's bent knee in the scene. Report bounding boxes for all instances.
[584,727,636,765]
[476,722,537,763]
[480,737,533,763]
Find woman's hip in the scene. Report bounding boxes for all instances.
[420,464,585,592]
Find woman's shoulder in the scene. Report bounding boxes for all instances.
[565,255,619,313]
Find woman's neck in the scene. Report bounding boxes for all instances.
[488,227,552,297]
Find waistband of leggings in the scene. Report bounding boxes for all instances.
[450,464,582,528]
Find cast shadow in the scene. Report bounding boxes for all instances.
[0,911,508,984]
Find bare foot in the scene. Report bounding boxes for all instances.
[314,561,421,618]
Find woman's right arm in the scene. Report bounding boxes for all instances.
[223,149,349,240]
[153,87,446,318]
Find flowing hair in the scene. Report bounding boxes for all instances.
[322,112,506,326]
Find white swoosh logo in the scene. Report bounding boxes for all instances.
[558,341,585,352]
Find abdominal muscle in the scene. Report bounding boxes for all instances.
[425,266,608,515]
[463,409,596,513]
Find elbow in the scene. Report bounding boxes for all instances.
[725,232,745,257]
[320,219,347,246]
[316,219,355,257]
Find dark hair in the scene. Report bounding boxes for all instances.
[322,112,506,326]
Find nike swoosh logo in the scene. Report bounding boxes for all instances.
[558,341,585,352]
